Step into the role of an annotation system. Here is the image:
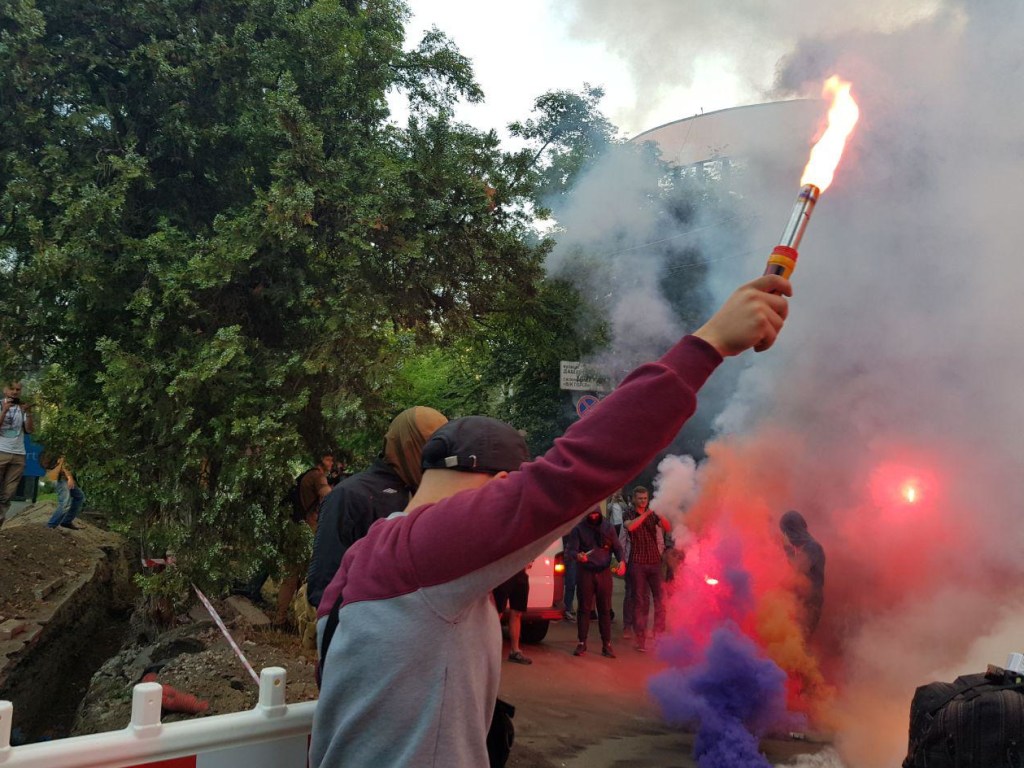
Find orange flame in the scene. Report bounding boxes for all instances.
[801,76,860,192]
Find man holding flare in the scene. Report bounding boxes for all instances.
[311,273,792,768]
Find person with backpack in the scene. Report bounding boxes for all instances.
[273,452,334,626]
[310,274,792,767]
[293,453,334,527]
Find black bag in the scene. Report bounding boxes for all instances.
[487,698,515,768]
[284,468,315,523]
[904,670,1024,767]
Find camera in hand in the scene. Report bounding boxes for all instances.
[7,397,19,405]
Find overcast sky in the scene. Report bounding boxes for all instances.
[401,0,944,142]
[401,0,750,139]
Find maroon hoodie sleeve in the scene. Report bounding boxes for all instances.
[400,335,721,593]
[320,335,722,617]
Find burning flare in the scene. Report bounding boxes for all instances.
[902,483,919,504]
[801,76,860,192]
[763,75,860,280]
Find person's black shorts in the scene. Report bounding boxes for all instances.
[493,569,529,613]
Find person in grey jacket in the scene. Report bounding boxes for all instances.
[565,505,626,657]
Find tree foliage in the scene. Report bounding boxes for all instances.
[0,0,545,591]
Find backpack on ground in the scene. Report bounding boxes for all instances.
[903,668,1024,767]
[284,468,316,523]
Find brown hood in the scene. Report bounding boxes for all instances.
[384,406,448,489]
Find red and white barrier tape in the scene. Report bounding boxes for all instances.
[191,585,260,686]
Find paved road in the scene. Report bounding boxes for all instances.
[498,578,831,768]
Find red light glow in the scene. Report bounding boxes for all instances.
[705,576,719,586]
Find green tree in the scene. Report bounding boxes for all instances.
[0,0,545,595]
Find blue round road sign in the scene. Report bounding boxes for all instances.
[576,394,599,418]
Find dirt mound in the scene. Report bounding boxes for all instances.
[0,505,112,621]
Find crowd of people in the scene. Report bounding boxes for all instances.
[1,273,823,767]
[288,275,825,767]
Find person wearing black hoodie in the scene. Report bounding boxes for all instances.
[307,406,447,608]
[779,509,825,638]
[565,505,626,658]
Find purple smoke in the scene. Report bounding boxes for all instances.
[650,624,789,768]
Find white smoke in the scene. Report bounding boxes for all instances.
[649,453,699,523]
[561,0,945,128]
[779,748,848,768]
[546,2,1024,766]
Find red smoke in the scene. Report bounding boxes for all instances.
[656,418,1024,764]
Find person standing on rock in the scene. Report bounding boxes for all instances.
[0,380,33,529]
[46,457,86,530]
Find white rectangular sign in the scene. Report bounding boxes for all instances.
[560,361,609,392]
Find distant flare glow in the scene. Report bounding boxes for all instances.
[902,483,919,504]
[705,576,719,586]
[801,76,860,192]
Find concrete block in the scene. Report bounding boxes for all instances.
[188,604,213,624]
[33,576,65,601]
[0,620,26,641]
[223,596,271,626]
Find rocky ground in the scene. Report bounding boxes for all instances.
[0,502,319,740]
[72,616,320,735]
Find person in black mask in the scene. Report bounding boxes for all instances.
[565,505,626,658]
[779,510,826,639]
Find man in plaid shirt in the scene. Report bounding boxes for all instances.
[624,486,671,652]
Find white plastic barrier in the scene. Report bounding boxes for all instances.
[0,667,316,768]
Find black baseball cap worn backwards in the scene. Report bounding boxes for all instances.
[420,416,529,474]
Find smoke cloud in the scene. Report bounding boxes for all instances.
[560,0,944,128]
[546,2,1024,765]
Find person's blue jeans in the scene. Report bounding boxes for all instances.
[47,479,85,528]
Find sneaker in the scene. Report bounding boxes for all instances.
[60,522,84,530]
[563,610,576,622]
[602,644,616,659]
[573,642,587,657]
[621,628,632,640]
[508,650,533,665]
[634,637,647,653]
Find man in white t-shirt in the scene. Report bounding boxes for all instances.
[0,380,33,528]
